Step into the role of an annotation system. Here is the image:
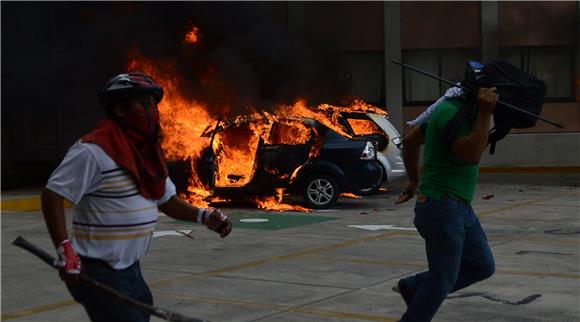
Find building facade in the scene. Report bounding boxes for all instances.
[2,1,578,189]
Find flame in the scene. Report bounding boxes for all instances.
[279,100,352,138]
[127,46,387,211]
[266,119,312,145]
[213,121,263,187]
[265,167,290,179]
[347,119,382,135]
[208,196,230,203]
[255,188,310,212]
[340,192,361,199]
[185,25,200,44]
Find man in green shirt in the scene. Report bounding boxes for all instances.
[394,87,498,321]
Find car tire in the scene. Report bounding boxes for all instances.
[302,174,340,209]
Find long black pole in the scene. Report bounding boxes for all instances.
[391,60,564,129]
[12,236,210,322]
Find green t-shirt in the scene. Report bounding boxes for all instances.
[419,99,479,203]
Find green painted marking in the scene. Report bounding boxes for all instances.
[170,213,337,231]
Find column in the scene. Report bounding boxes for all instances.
[384,2,403,133]
[481,1,499,62]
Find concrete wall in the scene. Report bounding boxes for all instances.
[498,1,577,46]
[401,2,481,49]
[480,133,580,167]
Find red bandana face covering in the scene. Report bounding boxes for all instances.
[120,101,161,141]
[82,113,168,200]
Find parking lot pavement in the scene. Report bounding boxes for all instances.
[1,173,579,322]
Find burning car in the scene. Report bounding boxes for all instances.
[170,114,383,209]
[125,26,403,211]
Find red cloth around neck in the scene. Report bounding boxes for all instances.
[82,118,168,200]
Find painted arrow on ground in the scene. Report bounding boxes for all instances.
[347,225,417,231]
[153,229,194,238]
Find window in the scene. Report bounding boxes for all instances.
[499,47,574,101]
[267,120,312,145]
[402,49,480,105]
[344,117,382,136]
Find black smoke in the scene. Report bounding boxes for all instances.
[90,2,351,117]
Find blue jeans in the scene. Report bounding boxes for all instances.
[400,195,495,322]
[66,257,152,322]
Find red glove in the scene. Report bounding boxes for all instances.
[198,208,233,238]
[55,239,81,274]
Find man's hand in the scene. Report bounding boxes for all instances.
[395,181,419,204]
[396,126,423,205]
[477,87,499,115]
[198,208,232,238]
[159,197,233,238]
[55,239,81,284]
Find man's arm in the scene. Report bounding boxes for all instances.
[41,188,81,280]
[158,195,203,222]
[159,196,232,238]
[41,189,69,247]
[451,87,498,164]
[395,125,425,204]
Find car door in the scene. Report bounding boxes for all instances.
[256,119,314,188]
[197,118,264,192]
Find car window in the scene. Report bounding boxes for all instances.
[266,120,313,145]
[346,118,383,136]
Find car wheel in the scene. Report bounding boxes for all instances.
[302,174,339,209]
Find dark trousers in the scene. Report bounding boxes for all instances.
[66,257,152,322]
[401,195,495,322]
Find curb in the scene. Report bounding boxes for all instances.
[1,197,73,212]
[479,166,580,174]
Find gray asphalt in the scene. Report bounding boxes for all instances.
[2,173,579,322]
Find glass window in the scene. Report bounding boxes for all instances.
[345,118,382,136]
[500,47,574,101]
[266,120,312,145]
[402,49,480,105]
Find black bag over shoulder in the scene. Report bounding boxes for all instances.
[442,60,547,154]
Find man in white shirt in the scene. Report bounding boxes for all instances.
[42,72,232,322]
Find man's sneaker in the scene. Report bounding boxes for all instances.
[392,278,414,306]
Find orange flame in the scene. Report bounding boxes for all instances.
[266,118,312,145]
[340,192,361,199]
[254,188,310,212]
[213,121,263,187]
[185,25,200,44]
[347,119,382,135]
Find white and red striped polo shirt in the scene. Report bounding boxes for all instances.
[46,140,176,269]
